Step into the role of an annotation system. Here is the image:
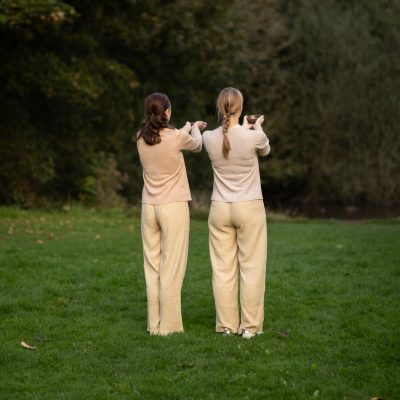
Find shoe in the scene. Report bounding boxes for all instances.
[241,329,255,339]
[222,328,233,336]
[242,329,263,339]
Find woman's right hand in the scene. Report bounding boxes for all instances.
[254,115,264,131]
[242,115,253,129]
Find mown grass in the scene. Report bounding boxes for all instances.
[0,206,399,400]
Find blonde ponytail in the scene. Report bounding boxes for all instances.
[216,87,243,159]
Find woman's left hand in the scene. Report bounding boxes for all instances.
[254,115,264,131]
[193,121,207,131]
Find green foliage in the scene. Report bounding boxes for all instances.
[80,153,128,207]
[0,0,76,28]
[242,0,400,205]
[0,0,137,205]
[0,0,399,206]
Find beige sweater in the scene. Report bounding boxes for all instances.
[202,125,270,202]
[137,128,202,204]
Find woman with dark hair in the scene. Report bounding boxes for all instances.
[202,87,270,339]
[137,92,206,336]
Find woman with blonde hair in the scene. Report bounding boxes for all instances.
[137,92,206,335]
[202,87,270,339]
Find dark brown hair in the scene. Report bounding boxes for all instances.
[137,93,172,145]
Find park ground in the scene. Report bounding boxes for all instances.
[0,207,399,399]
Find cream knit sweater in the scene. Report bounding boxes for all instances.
[202,125,270,202]
[137,128,202,204]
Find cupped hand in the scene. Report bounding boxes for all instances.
[254,115,264,130]
[242,115,253,129]
[193,121,207,131]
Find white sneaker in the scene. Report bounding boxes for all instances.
[242,329,263,339]
[222,328,233,336]
[241,329,255,339]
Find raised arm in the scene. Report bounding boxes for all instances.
[179,121,207,153]
[254,116,271,156]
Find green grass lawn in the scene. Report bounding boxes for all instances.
[0,207,399,400]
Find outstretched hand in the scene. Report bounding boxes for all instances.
[193,121,207,131]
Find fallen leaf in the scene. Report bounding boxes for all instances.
[21,341,36,350]
[370,398,384,400]
[48,232,54,240]
[36,239,43,244]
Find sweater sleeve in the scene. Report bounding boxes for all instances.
[178,128,202,153]
[254,129,270,156]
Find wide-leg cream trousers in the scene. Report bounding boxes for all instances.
[141,201,189,335]
[208,200,267,334]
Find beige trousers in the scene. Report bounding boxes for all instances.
[141,201,189,335]
[208,200,267,334]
